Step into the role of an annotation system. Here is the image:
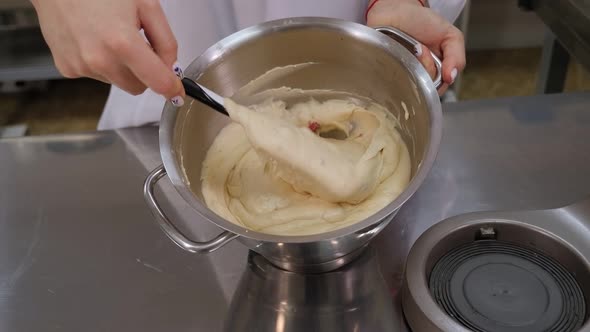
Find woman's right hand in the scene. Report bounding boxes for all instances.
[31,0,185,105]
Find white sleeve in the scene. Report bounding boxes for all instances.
[429,0,466,23]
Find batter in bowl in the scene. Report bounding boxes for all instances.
[201,96,410,236]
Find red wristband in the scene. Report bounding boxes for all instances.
[366,0,427,23]
[365,0,379,22]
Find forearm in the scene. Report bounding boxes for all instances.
[368,0,466,23]
[367,0,426,9]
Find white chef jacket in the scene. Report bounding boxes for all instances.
[98,0,465,130]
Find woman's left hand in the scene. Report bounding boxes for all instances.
[366,0,466,95]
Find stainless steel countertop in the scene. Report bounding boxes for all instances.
[2,92,590,331]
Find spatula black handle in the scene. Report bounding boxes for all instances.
[181,78,228,116]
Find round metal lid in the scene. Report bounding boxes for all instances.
[429,240,585,332]
[402,201,590,332]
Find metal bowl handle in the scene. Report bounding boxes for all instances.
[143,165,238,253]
[374,26,443,89]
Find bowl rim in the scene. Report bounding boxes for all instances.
[158,16,443,243]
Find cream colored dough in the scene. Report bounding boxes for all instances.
[201,97,411,236]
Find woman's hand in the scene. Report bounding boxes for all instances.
[31,0,185,105]
[367,0,466,94]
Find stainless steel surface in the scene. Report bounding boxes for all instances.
[224,246,402,331]
[0,6,60,81]
[154,17,443,272]
[0,124,27,138]
[403,197,590,331]
[144,165,238,253]
[1,92,590,331]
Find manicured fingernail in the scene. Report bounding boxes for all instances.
[172,61,183,79]
[171,95,184,107]
[450,68,458,83]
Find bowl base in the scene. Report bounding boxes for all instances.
[266,244,369,273]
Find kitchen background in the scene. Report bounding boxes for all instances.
[1,0,589,136]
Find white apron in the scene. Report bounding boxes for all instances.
[98,0,464,130]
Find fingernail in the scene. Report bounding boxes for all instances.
[171,96,184,107]
[172,61,183,79]
[450,68,458,83]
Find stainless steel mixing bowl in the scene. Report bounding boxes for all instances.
[144,17,443,272]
